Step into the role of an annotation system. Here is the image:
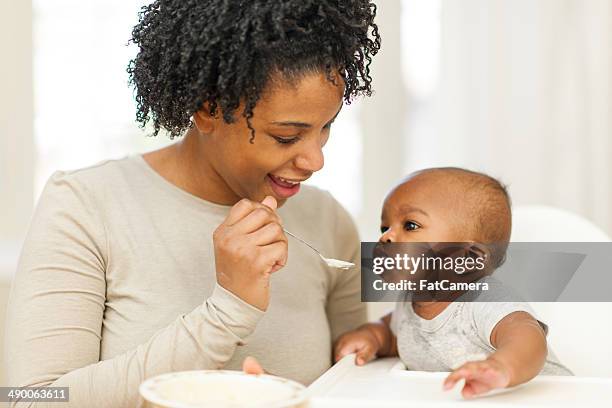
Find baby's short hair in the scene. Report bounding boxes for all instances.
[410,167,512,268]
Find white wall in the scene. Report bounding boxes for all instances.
[434,0,612,236]
[0,0,33,388]
[0,0,34,244]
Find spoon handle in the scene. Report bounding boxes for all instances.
[282,228,322,256]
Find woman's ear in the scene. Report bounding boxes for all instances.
[193,103,216,134]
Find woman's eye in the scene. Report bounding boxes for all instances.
[380,226,389,234]
[404,221,420,231]
[272,136,300,145]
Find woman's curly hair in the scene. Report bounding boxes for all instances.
[127,0,381,140]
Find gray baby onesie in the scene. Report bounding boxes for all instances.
[390,279,572,376]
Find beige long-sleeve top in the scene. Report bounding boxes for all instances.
[4,155,365,407]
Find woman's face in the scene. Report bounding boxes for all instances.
[196,71,345,206]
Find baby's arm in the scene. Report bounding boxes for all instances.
[334,313,398,365]
[443,311,547,398]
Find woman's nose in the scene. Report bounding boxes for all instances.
[294,139,324,173]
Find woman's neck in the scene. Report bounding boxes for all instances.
[142,129,240,205]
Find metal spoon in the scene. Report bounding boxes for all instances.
[283,228,355,270]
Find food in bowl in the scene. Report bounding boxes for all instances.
[139,370,307,408]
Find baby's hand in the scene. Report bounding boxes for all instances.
[334,327,381,366]
[443,358,511,399]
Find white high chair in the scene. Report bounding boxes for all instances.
[512,205,612,377]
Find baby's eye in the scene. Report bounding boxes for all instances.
[380,226,389,234]
[404,221,420,231]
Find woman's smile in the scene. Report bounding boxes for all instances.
[266,173,307,199]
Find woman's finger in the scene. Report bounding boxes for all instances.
[226,196,278,227]
[249,222,286,246]
[242,356,265,375]
[225,198,257,226]
[261,196,277,210]
[234,207,281,235]
[257,241,288,273]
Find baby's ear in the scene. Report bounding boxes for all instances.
[466,243,493,273]
[467,243,488,260]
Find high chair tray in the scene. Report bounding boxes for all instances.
[307,355,612,407]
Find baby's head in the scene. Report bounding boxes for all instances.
[379,167,511,268]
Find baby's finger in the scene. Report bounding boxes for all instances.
[334,340,361,362]
[443,363,480,390]
[462,380,492,399]
[334,344,355,362]
[355,347,376,366]
[443,369,465,390]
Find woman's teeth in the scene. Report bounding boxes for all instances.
[277,176,299,185]
[267,174,302,198]
[271,175,301,186]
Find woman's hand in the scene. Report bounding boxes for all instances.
[213,196,288,311]
[334,326,382,366]
[443,358,511,399]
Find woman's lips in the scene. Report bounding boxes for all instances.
[266,174,302,199]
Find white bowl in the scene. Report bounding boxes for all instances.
[139,370,307,408]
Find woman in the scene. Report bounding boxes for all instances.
[5,0,380,407]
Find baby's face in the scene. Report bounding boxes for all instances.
[379,173,471,243]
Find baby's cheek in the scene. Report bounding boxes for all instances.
[431,225,465,243]
[395,231,423,243]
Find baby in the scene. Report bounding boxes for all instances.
[335,167,571,398]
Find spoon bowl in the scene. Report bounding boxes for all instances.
[282,228,355,270]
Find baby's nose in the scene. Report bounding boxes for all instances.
[379,230,395,243]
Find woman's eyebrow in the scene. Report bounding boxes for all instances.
[271,121,312,128]
[271,106,343,129]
